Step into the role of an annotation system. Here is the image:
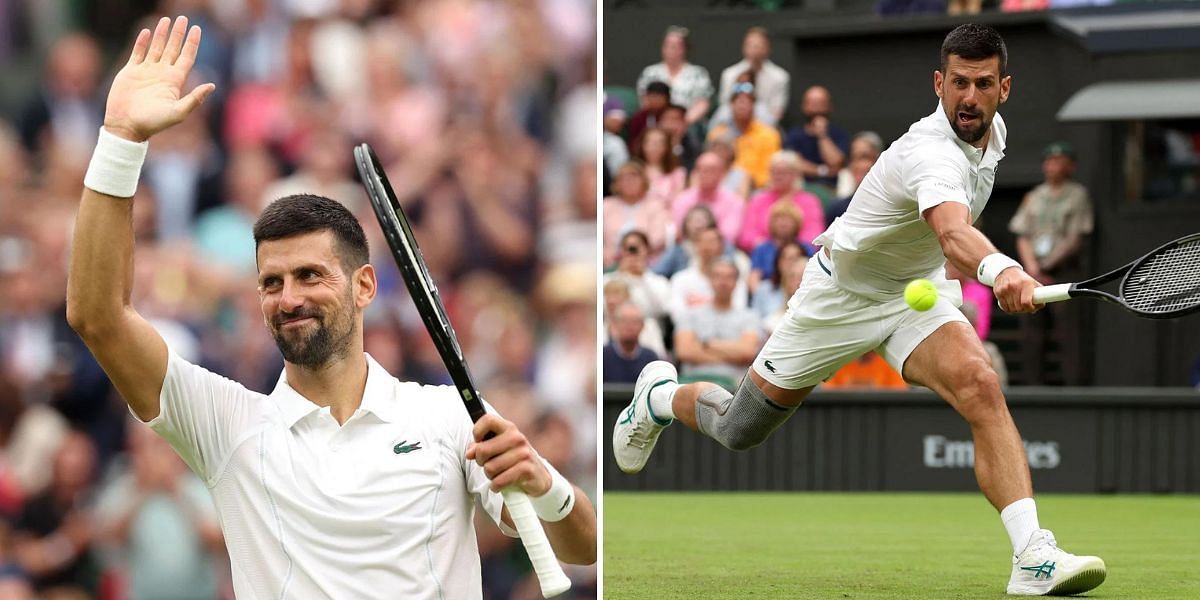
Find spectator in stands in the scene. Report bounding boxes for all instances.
[604,162,670,268]
[706,137,752,201]
[960,302,1008,387]
[627,81,671,153]
[760,253,808,334]
[717,27,790,126]
[752,238,806,316]
[604,277,667,361]
[708,69,775,134]
[12,431,100,596]
[635,127,687,208]
[95,423,223,600]
[603,303,661,384]
[707,83,781,189]
[659,104,701,173]
[670,227,749,322]
[831,131,885,215]
[784,85,850,192]
[674,259,761,388]
[603,96,630,183]
[748,203,812,295]
[1009,142,1094,385]
[194,146,279,275]
[823,352,907,389]
[17,33,104,155]
[738,151,825,252]
[636,27,714,126]
[654,204,739,279]
[672,152,745,245]
[606,231,672,351]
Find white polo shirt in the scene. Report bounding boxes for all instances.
[813,103,1006,301]
[145,351,515,599]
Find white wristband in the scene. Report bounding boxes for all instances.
[530,457,575,522]
[976,252,1022,287]
[84,127,148,198]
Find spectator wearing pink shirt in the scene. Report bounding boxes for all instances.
[946,262,993,341]
[672,152,745,245]
[604,162,671,269]
[738,151,825,253]
[635,127,687,209]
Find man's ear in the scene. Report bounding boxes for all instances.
[355,264,377,308]
[933,69,944,100]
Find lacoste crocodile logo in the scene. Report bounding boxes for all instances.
[763,359,777,374]
[393,440,423,454]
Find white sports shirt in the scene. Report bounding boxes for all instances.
[144,351,516,599]
[813,103,1006,301]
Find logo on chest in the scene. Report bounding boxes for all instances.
[392,440,423,454]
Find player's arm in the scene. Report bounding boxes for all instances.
[468,415,597,565]
[65,17,216,422]
[922,201,1038,314]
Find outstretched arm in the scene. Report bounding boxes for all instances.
[66,16,216,422]
[923,201,1039,314]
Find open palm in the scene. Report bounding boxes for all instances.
[103,16,215,143]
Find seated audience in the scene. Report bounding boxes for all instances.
[716,27,789,126]
[654,204,738,279]
[674,259,761,387]
[672,152,745,246]
[823,352,907,390]
[707,83,781,189]
[636,26,714,126]
[784,85,849,191]
[748,203,814,295]
[603,162,670,268]
[626,81,671,154]
[829,131,884,224]
[603,302,661,384]
[760,254,808,334]
[738,151,825,252]
[751,239,807,317]
[635,127,687,208]
[670,227,748,322]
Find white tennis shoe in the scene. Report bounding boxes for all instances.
[1006,529,1106,596]
[612,361,677,474]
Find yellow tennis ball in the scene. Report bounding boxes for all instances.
[904,279,938,312]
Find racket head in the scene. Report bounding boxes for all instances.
[1117,232,1200,318]
[353,143,488,421]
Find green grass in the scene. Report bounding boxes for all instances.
[603,493,1200,599]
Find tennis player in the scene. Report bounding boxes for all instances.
[67,17,595,598]
[615,24,1105,596]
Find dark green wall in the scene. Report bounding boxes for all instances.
[604,4,1200,385]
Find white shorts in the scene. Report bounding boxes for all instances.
[755,252,969,390]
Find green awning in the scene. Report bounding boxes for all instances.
[1057,80,1200,122]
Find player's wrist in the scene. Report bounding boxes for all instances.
[85,126,149,198]
[102,122,149,143]
[976,253,1023,287]
[530,457,575,522]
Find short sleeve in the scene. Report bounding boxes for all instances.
[674,308,697,334]
[460,399,518,537]
[143,351,262,485]
[907,147,970,218]
[1065,187,1094,236]
[1008,194,1034,236]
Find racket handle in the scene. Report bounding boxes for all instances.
[501,488,572,597]
[1033,283,1072,304]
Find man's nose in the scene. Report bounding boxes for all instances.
[279,280,304,312]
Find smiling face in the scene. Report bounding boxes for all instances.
[934,54,1010,148]
[257,230,375,368]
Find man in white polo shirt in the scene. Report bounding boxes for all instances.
[615,24,1105,596]
[66,16,595,599]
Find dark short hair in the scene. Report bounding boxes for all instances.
[941,24,1007,76]
[646,81,671,97]
[620,230,650,248]
[253,194,369,273]
[661,103,686,117]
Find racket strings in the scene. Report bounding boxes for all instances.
[1122,239,1200,314]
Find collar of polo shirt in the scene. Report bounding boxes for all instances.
[272,353,399,427]
[932,101,1007,163]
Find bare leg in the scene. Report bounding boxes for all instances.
[671,369,814,431]
[903,321,1032,510]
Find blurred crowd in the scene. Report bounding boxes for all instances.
[0,1,596,598]
[602,25,1093,390]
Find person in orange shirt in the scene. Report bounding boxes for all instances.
[707,83,781,189]
[822,351,907,390]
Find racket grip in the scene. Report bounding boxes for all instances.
[501,487,572,597]
[1032,283,1072,304]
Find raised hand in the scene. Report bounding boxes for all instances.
[103,16,216,143]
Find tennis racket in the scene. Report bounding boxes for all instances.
[1032,232,1200,319]
[354,144,571,598]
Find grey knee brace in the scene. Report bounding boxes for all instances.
[695,377,798,451]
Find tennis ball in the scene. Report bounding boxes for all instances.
[904,279,938,312]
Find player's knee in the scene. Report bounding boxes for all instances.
[953,358,1004,420]
[695,378,797,452]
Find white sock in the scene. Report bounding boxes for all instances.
[1000,497,1041,555]
[647,382,679,422]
